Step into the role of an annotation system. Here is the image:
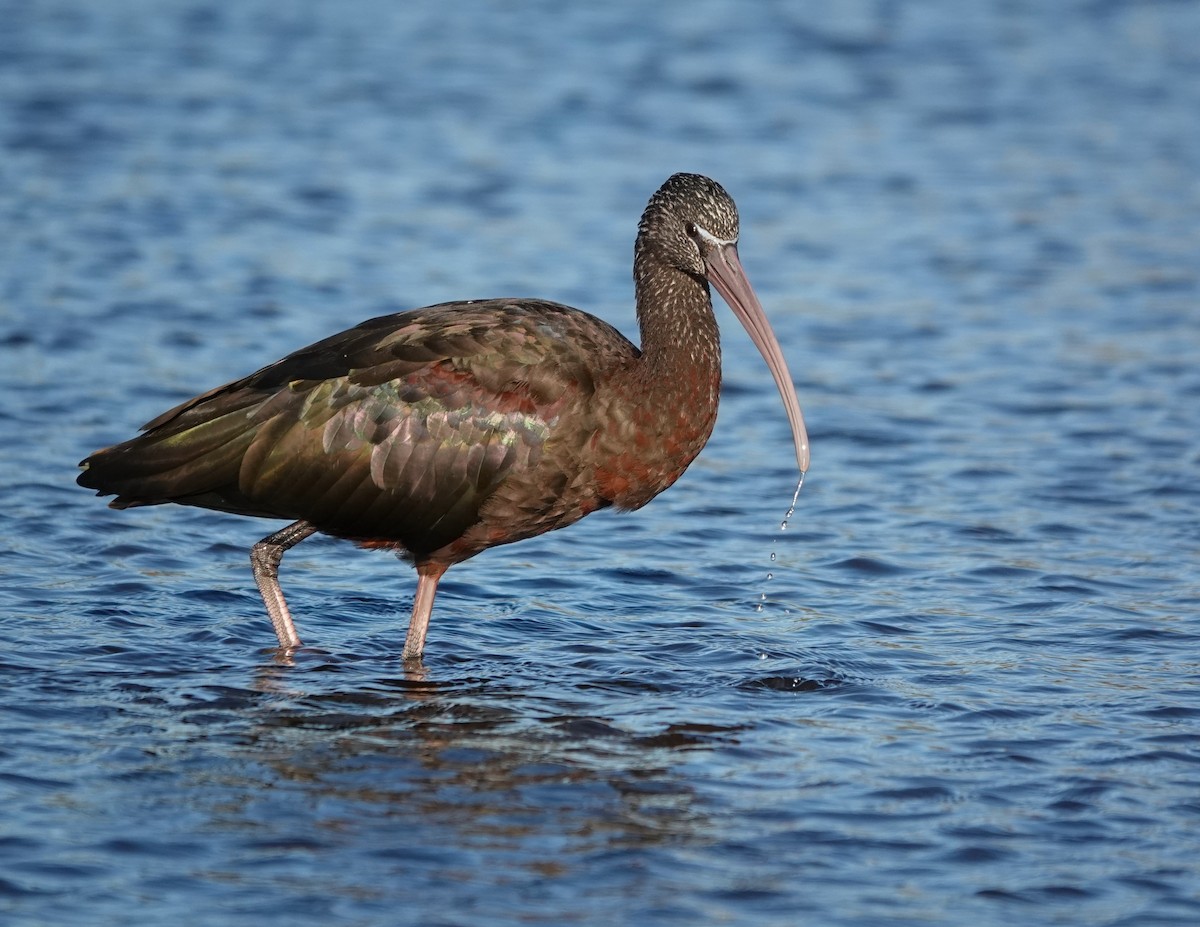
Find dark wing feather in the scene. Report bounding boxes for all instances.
[78,300,638,556]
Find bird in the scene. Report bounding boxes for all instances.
[78,173,809,660]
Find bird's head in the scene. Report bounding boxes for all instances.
[635,173,810,474]
[636,172,741,279]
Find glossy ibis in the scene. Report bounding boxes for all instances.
[78,173,810,659]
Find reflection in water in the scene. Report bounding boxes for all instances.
[165,655,758,902]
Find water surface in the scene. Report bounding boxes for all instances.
[2,2,1199,925]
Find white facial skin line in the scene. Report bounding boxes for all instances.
[693,225,737,248]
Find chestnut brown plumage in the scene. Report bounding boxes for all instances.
[78,173,810,660]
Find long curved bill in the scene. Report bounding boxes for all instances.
[705,241,810,474]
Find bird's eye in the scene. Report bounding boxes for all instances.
[684,222,699,239]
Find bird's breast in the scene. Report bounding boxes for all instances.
[588,363,720,510]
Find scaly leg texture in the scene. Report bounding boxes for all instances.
[250,520,317,648]
[402,562,448,661]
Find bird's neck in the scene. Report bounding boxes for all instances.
[586,255,721,510]
[633,256,722,387]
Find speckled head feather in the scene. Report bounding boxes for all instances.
[635,173,741,277]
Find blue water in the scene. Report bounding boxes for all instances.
[3,1,1200,925]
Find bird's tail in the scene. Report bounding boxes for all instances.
[77,395,261,513]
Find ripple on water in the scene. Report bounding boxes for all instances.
[3,1,1200,925]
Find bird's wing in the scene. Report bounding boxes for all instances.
[81,300,636,554]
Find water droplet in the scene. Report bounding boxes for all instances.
[756,476,806,612]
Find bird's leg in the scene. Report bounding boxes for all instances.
[250,520,317,649]
[401,561,448,662]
